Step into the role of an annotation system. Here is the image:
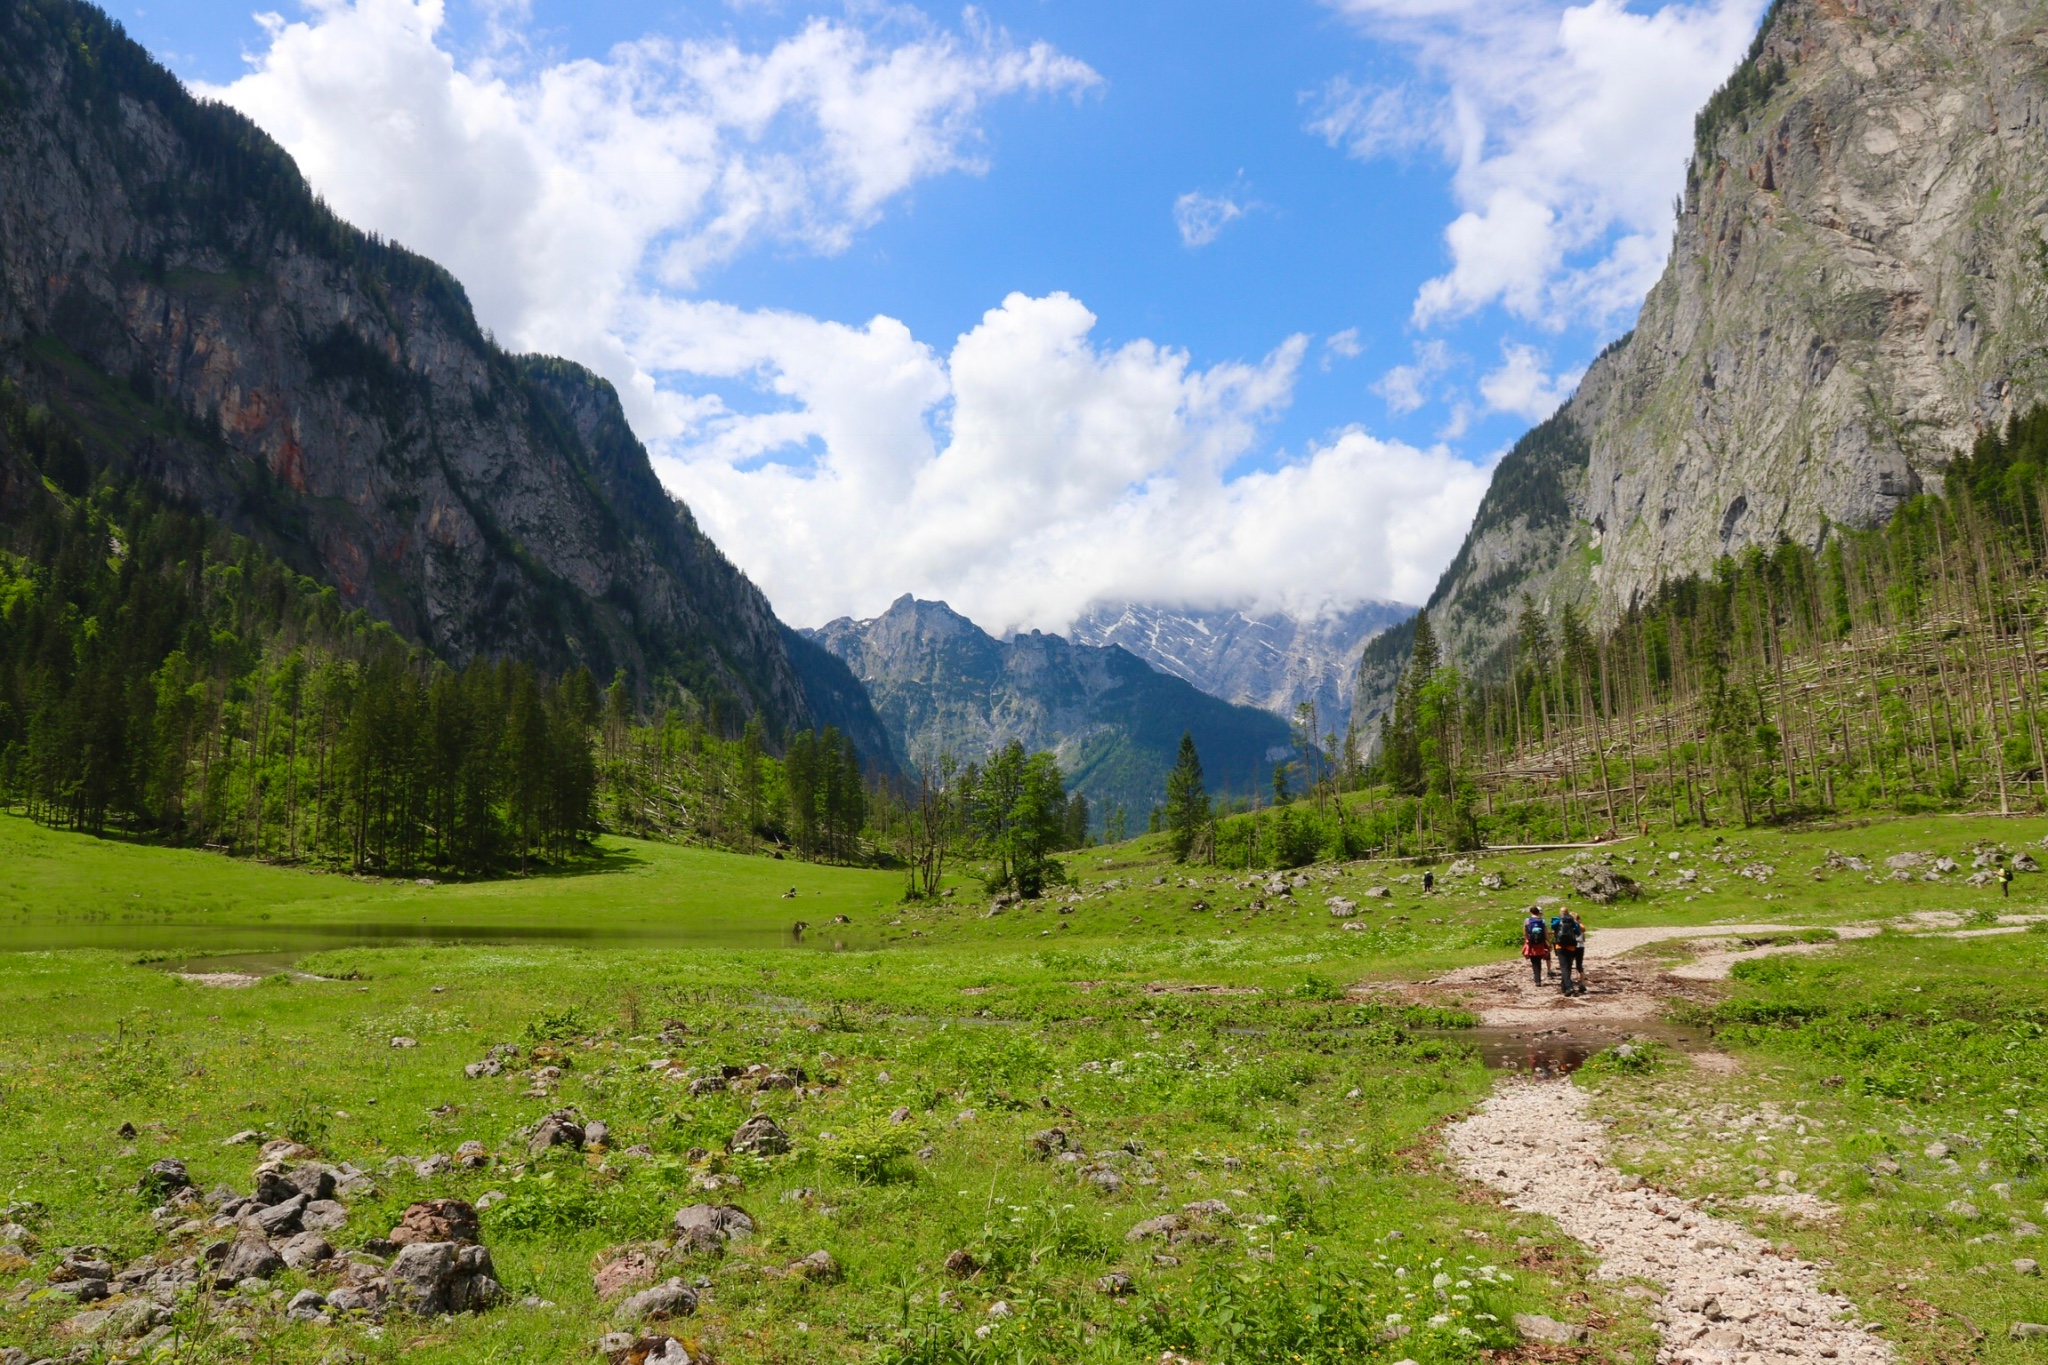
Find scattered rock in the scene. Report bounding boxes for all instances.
[1365,886,1392,899]
[1095,1271,1134,1295]
[616,1278,697,1323]
[1949,1200,1982,1221]
[456,1141,491,1169]
[787,1250,841,1282]
[390,1199,482,1247]
[728,1114,790,1156]
[1126,1216,1182,1242]
[217,1232,283,1285]
[1885,852,1927,871]
[593,1246,665,1299]
[2012,1323,2048,1341]
[1029,1128,1072,1157]
[464,1059,503,1079]
[2016,1258,2040,1276]
[1515,1313,1589,1344]
[530,1110,587,1155]
[137,1159,190,1201]
[64,1299,163,1340]
[278,1232,334,1271]
[1326,897,1359,918]
[391,1036,419,1049]
[1563,863,1640,903]
[671,1204,754,1253]
[943,1249,980,1278]
[222,1129,263,1146]
[389,1240,502,1315]
[285,1288,328,1323]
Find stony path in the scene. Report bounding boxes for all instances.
[1444,1080,1893,1365]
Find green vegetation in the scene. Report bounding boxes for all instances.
[1338,406,2048,855]
[1592,927,2048,1363]
[5,806,2048,1361]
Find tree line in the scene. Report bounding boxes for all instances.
[1345,404,2048,853]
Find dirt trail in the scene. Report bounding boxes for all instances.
[1398,924,1872,1026]
[1445,1080,1892,1365]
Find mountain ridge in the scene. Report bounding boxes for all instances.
[1069,600,1411,742]
[0,0,892,763]
[809,596,1293,820]
[1352,0,2048,742]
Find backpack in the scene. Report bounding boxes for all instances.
[1556,914,1583,948]
[1523,917,1547,948]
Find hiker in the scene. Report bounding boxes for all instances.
[1555,907,1586,996]
[2001,860,2014,898]
[1422,869,1435,895]
[1521,907,1551,984]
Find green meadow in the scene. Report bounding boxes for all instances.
[2,810,2047,1363]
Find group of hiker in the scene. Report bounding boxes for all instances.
[1521,905,1588,996]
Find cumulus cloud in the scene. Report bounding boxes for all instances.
[1173,189,1246,248]
[203,1,1486,634]
[647,293,1486,629]
[1479,342,1582,420]
[1319,0,1765,328]
[1321,327,1364,369]
[1372,340,1451,416]
[204,0,1101,417]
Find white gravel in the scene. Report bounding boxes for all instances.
[1445,1079,1892,1365]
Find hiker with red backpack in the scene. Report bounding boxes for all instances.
[1521,907,1551,984]
[1555,907,1587,996]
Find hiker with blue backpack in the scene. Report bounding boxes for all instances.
[1555,907,1587,995]
[1521,907,1550,984]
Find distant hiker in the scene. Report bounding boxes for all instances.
[1521,908,1551,984]
[2001,861,2014,898]
[1422,869,1435,895]
[1555,908,1586,996]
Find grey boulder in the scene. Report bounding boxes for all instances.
[672,1204,754,1253]
[217,1232,283,1285]
[615,1277,698,1323]
[728,1114,789,1156]
[389,1241,502,1315]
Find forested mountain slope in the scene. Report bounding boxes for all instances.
[0,0,886,757]
[1353,0,2048,744]
[811,597,1293,822]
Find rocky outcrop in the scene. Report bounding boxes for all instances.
[1354,0,2048,732]
[1069,600,1411,739]
[0,0,888,753]
[810,596,1292,816]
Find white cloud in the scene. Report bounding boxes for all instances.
[651,294,1486,629]
[202,0,1100,416]
[1173,189,1246,248]
[203,1,1485,635]
[1479,342,1582,420]
[1372,339,1451,416]
[1320,0,1765,328]
[1321,327,1364,370]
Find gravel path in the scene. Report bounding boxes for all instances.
[1444,1079,1892,1365]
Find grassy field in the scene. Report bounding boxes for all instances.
[2,810,2047,1362]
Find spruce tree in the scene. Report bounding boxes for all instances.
[1164,730,1209,863]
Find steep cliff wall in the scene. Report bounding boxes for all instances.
[1353,0,2048,740]
[0,0,888,750]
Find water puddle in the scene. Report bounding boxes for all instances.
[1421,1020,1711,1077]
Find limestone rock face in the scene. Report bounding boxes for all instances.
[1354,0,2048,730]
[0,2,888,752]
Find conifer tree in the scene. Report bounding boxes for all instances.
[1164,730,1210,863]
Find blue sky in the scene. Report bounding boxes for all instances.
[117,0,1764,631]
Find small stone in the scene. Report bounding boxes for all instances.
[1095,1271,1134,1295]
[890,1106,914,1124]
[1926,1142,1951,1160]
[788,1250,841,1282]
[943,1249,980,1278]
[671,1204,754,1253]
[391,1036,419,1049]
[2016,1259,2041,1276]
[529,1110,587,1156]
[455,1141,491,1169]
[217,1232,284,1285]
[223,1129,263,1146]
[2012,1323,2048,1341]
[1514,1313,1589,1344]
[584,1121,610,1149]
[616,1278,697,1322]
[138,1158,190,1200]
[728,1114,789,1156]
[1949,1200,1982,1220]
[278,1231,334,1270]
[285,1288,328,1322]
[390,1199,482,1247]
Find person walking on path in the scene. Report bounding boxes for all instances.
[2001,860,2014,898]
[1422,869,1435,895]
[1521,907,1551,984]
[1555,907,1586,996]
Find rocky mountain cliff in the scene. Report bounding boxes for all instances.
[1070,600,1410,740]
[1353,0,2048,742]
[810,597,1293,821]
[0,0,890,761]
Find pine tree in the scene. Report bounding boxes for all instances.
[1164,731,1209,863]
